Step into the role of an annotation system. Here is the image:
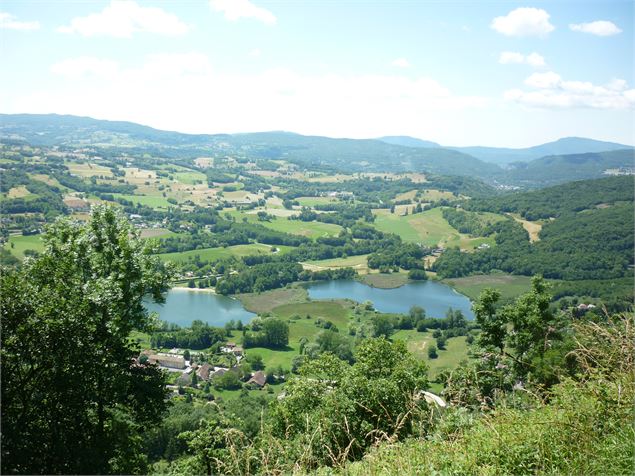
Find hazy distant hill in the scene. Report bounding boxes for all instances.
[0,114,501,179]
[504,149,635,186]
[377,136,441,148]
[454,137,632,165]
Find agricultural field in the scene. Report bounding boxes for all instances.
[303,254,370,273]
[508,213,543,242]
[442,274,535,301]
[373,207,500,250]
[159,243,292,263]
[228,210,342,239]
[139,228,175,239]
[66,162,113,178]
[296,196,340,207]
[2,234,45,259]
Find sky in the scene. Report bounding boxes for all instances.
[1,0,633,147]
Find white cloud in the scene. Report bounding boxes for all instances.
[57,0,188,38]
[31,53,487,140]
[491,8,554,37]
[51,57,120,79]
[505,72,635,109]
[0,12,40,31]
[499,51,545,67]
[210,0,276,25]
[570,20,621,36]
[391,58,411,68]
[249,48,262,57]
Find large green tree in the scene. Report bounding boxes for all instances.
[1,206,173,474]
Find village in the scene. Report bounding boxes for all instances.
[140,341,272,397]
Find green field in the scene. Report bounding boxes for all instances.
[239,300,353,371]
[305,254,370,272]
[296,196,340,207]
[174,171,207,185]
[113,193,173,209]
[238,287,309,314]
[3,234,45,259]
[159,243,292,263]
[392,329,470,380]
[443,274,535,301]
[359,272,410,289]
[228,210,342,239]
[374,207,499,250]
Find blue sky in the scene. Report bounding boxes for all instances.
[1,0,633,147]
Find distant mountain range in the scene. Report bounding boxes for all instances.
[1,113,633,188]
[378,135,632,165]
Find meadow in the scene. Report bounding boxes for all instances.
[159,243,292,263]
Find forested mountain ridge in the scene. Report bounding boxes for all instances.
[2,114,632,187]
[378,134,633,165]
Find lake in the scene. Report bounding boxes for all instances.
[145,280,474,326]
[308,280,474,319]
[144,289,255,327]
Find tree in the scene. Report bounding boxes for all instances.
[428,345,438,359]
[191,372,199,388]
[1,206,173,475]
[261,318,289,348]
[183,349,191,362]
[247,353,265,371]
[408,268,428,280]
[436,335,447,350]
[188,279,196,288]
[372,315,394,338]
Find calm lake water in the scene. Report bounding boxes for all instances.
[308,280,474,319]
[144,289,255,327]
[145,280,474,326]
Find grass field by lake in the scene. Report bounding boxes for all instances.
[443,274,534,301]
[3,234,45,259]
[159,243,292,263]
[359,272,410,289]
[238,287,309,314]
[304,254,370,272]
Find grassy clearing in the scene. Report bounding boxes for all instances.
[229,210,342,239]
[159,243,291,263]
[3,234,45,259]
[392,330,470,380]
[67,162,113,178]
[509,213,543,242]
[139,228,175,239]
[237,287,309,314]
[304,254,370,273]
[374,207,500,250]
[419,189,456,201]
[359,272,410,289]
[174,171,207,185]
[394,190,418,201]
[296,196,340,206]
[443,274,534,301]
[6,186,33,198]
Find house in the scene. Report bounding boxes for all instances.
[197,363,211,381]
[148,353,186,369]
[210,368,228,380]
[231,346,244,357]
[247,371,266,388]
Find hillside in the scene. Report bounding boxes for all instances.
[504,149,635,186]
[454,137,632,165]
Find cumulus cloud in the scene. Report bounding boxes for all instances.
[570,20,622,36]
[0,12,40,31]
[505,71,635,109]
[37,52,487,139]
[491,7,554,37]
[499,51,545,67]
[57,0,188,38]
[210,0,276,25]
[391,58,411,68]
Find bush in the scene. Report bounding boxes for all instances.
[427,345,438,359]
